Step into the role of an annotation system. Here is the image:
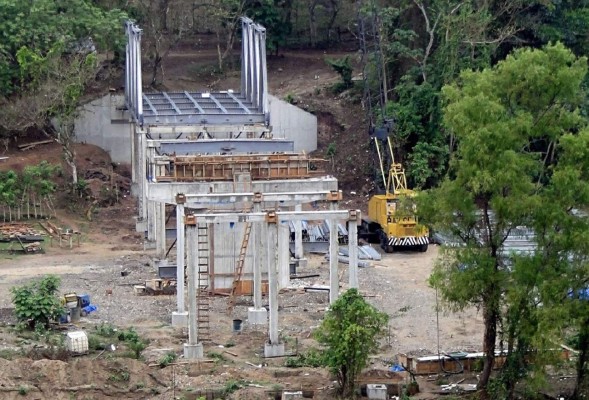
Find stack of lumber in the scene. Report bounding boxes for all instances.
[0,223,46,241]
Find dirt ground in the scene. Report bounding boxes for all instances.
[0,42,489,399]
[0,189,486,400]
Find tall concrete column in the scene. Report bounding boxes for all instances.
[248,202,267,325]
[294,204,306,267]
[156,202,167,259]
[130,123,136,184]
[348,210,359,289]
[264,214,285,357]
[146,200,156,243]
[278,221,289,289]
[329,202,339,304]
[172,203,188,326]
[184,223,203,359]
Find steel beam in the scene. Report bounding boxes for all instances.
[163,92,182,115]
[141,113,265,126]
[227,91,252,114]
[152,139,294,155]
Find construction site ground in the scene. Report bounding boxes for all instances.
[0,203,486,399]
[0,41,574,399]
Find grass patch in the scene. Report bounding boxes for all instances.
[207,351,229,364]
[108,368,130,383]
[0,348,22,360]
[285,348,325,368]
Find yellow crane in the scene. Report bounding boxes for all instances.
[360,136,429,253]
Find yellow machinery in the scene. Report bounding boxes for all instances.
[361,136,429,253]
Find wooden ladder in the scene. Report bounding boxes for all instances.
[196,223,210,342]
[227,221,252,313]
[227,171,253,314]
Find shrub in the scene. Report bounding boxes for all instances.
[315,288,388,398]
[158,351,177,367]
[11,275,64,330]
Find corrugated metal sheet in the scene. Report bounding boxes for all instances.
[432,226,537,256]
[338,245,382,261]
[288,220,348,243]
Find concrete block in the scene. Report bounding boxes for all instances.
[183,343,204,359]
[135,219,147,233]
[295,258,308,269]
[248,307,268,325]
[143,240,156,250]
[171,311,188,327]
[282,391,303,400]
[264,342,285,358]
[366,384,387,400]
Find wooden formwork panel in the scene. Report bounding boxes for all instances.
[156,154,326,182]
[234,279,269,296]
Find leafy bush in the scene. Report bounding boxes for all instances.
[117,328,140,342]
[158,351,177,367]
[285,348,325,368]
[223,379,246,395]
[11,275,64,329]
[326,56,353,94]
[117,327,148,359]
[95,323,117,337]
[315,288,388,398]
[108,368,130,382]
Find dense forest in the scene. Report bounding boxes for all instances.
[2,1,589,399]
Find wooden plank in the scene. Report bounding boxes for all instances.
[18,139,53,151]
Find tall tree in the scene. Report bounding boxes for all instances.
[0,0,126,184]
[423,43,589,398]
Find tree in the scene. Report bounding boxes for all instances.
[11,276,64,330]
[0,0,126,185]
[315,289,388,398]
[423,43,589,399]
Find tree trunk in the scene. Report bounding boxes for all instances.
[573,315,589,400]
[478,303,498,398]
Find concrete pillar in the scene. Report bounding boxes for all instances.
[348,212,359,289]
[248,202,267,325]
[265,216,285,357]
[130,123,136,184]
[184,223,203,359]
[278,221,289,289]
[156,202,166,258]
[329,202,339,304]
[146,200,156,244]
[172,204,187,326]
[294,204,306,267]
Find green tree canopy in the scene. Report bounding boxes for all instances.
[0,0,127,96]
[422,42,589,399]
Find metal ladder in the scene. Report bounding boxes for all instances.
[196,223,210,342]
